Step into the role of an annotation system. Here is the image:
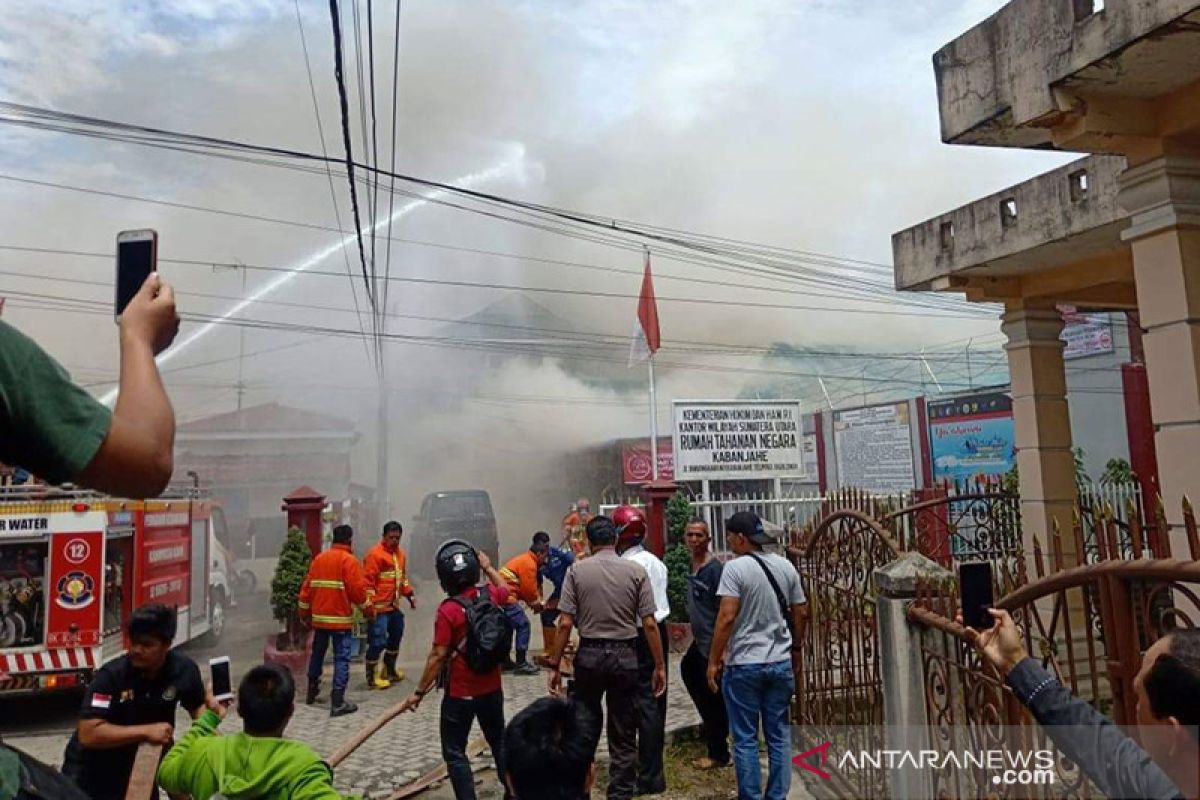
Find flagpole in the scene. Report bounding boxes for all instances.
[648,353,659,481]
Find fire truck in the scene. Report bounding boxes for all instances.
[0,483,231,694]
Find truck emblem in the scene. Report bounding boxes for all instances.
[55,571,95,609]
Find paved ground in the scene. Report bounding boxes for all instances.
[1,587,813,799]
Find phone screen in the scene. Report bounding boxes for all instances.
[210,658,233,701]
[116,239,154,317]
[958,562,994,631]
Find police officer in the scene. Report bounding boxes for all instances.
[62,604,208,800]
[546,515,666,800]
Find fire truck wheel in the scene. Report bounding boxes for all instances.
[205,590,227,644]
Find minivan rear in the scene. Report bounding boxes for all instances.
[408,490,499,579]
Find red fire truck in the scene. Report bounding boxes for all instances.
[0,485,230,694]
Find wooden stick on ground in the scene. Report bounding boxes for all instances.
[384,737,487,800]
[123,743,163,800]
[327,701,408,768]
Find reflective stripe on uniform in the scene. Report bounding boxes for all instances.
[297,601,311,609]
[312,614,353,624]
[310,579,345,589]
[379,571,398,579]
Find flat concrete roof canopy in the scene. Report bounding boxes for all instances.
[935,1,1200,153]
[892,155,1135,308]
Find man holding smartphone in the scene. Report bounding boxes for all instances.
[61,604,208,800]
[0,270,178,497]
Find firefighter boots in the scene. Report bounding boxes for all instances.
[330,689,358,717]
[365,660,391,690]
[305,679,321,706]
[382,650,405,683]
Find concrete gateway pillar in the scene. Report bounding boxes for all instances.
[1001,301,1079,565]
[1119,156,1200,557]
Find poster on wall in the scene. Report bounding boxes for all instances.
[1059,306,1114,360]
[672,400,803,480]
[927,392,1015,486]
[800,433,819,482]
[832,402,915,493]
[622,438,675,484]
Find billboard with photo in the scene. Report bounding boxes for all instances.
[927,391,1015,485]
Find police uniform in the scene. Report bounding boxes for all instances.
[558,548,657,800]
[62,650,205,800]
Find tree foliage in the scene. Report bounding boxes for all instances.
[270,526,311,649]
[664,492,696,624]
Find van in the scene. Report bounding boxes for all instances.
[409,491,499,579]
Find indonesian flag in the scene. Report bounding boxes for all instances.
[628,251,661,366]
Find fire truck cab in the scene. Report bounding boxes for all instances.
[0,484,229,694]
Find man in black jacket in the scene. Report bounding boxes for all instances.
[967,608,1199,800]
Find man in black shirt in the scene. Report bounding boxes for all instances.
[679,517,729,770]
[62,604,207,800]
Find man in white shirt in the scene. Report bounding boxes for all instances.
[613,504,670,796]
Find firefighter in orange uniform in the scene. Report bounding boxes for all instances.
[560,497,593,559]
[362,520,416,690]
[499,533,550,675]
[298,524,373,717]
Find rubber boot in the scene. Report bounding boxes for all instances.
[330,689,358,717]
[536,625,557,667]
[305,679,321,706]
[366,660,391,690]
[513,649,539,676]
[382,650,405,684]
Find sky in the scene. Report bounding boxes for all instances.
[0,0,1080,520]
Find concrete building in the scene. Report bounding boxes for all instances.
[893,1,1200,561]
[174,402,363,558]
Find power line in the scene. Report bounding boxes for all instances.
[293,0,372,360]
[0,172,989,317]
[0,242,994,320]
[0,101,984,315]
[326,0,377,316]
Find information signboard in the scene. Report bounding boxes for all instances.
[672,400,803,480]
[832,402,916,492]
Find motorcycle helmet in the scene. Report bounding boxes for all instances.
[612,504,647,551]
[435,539,481,595]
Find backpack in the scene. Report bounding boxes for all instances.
[0,743,88,800]
[449,589,513,674]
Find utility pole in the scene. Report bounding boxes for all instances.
[236,263,247,410]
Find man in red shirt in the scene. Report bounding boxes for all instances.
[398,542,509,800]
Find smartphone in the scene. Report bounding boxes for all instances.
[959,562,995,631]
[209,656,233,702]
[115,229,158,321]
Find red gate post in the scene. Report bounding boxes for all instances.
[282,485,327,557]
[640,479,678,557]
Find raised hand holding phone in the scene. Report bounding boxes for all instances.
[209,656,234,703]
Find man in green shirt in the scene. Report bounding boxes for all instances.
[0,271,178,497]
[157,662,359,800]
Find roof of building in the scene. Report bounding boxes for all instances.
[177,402,356,435]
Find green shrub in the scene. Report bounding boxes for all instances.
[270,526,311,650]
[664,542,692,623]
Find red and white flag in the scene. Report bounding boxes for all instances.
[628,251,660,366]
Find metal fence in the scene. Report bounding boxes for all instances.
[906,498,1200,798]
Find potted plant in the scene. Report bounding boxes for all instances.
[663,492,695,653]
[264,526,312,672]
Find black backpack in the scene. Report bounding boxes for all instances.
[449,590,513,674]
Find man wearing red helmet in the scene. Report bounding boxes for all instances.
[613,504,671,796]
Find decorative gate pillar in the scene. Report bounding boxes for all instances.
[1120,156,1200,558]
[639,479,678,557]
[282,485,327,557]
[1002,301,1080,566]
[876,552,951,800]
